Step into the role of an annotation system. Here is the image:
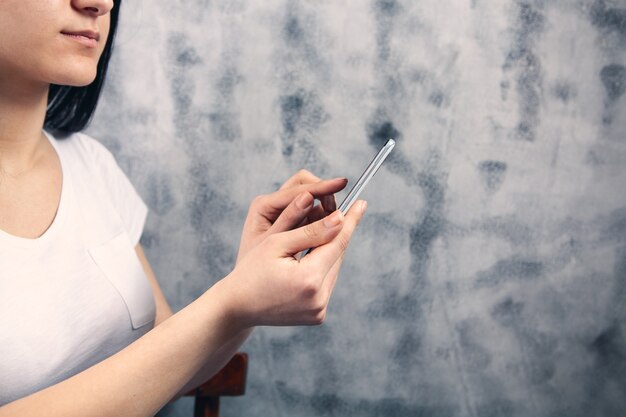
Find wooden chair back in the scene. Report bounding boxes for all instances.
[183,352,248,417]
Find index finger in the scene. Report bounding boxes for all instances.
[262,178,348,220]
[279,169,322,190]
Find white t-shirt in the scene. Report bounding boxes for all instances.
[0,131,156,405]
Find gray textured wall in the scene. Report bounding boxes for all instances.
[87,1,626,416]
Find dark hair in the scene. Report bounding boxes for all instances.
[44,0,122,134]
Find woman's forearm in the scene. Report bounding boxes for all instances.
[172,328,253,401]
[0,280,241,417]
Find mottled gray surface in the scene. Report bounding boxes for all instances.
[87,1,626,416]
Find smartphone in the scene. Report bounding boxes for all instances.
[302,138,396,256]
[335,138,395,214]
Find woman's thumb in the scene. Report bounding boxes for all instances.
[276,210,344,255]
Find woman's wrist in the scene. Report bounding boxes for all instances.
[199,273,252,335]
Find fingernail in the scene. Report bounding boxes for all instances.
[296,193,313,210]
[359,200,368,214]
[333,177,348,183]
[324,195,337,212]
[330,198,337,212]
[324,210,343,228]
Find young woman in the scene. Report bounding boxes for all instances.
[0,1,366,416]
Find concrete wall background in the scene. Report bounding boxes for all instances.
[87,1,626,416]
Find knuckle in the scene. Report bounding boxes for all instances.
[286,201,301,218]
[337,233,350,252]
[301,278,319,299]
[251,194,266,209]
[314,294,327,312]
[303,223,320,240]
[263,233,280,248]
[313,308,327,325]
[297,169,312,178]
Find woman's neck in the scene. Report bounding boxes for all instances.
[0,78,50,175]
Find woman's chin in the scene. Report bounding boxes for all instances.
[51,69,98,87]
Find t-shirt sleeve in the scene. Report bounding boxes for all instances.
[81,135,148,245]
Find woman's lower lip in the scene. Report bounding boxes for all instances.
[61,33,98,48]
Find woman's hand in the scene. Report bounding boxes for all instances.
[220,199,367,328]
[236,170,348,263]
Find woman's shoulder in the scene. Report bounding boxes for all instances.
[47,130,116,162]
[46,130,122,177]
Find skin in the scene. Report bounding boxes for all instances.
[0,1,366,416]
